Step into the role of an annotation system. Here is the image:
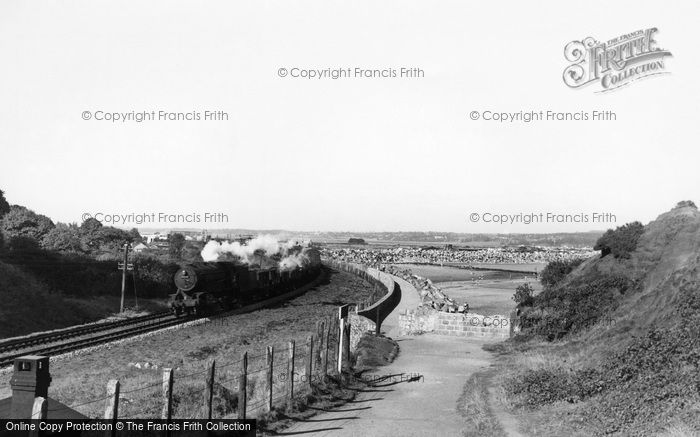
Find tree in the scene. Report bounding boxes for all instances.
[594,222,645,259]
[0,205,55,242]
[94,227,132,253]
[7,235,41,252]
[80,217,103,234]
[168,233,186,259]
[128,228,142,244]
[181,241,204,262]
[42,223,84,253]
[540,258,585,289]
[77,219,132,255]
[512,283,535,306]
[0,189,9,218]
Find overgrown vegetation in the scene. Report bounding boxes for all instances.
[511,283,535,307]
[0,189,197,301]
[505,276,700,435]
[593,221,645,258]
[0,189,202,335]
[501,204,700,435]
[538,258,585,289]
[518,273,633,340]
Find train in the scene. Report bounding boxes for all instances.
[169,250,321,316]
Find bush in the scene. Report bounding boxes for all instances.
[594,221,645,258]
[512,283,535,306]
[7,235,41,252]
[520,273,632,339]
[507,274,700,435]
[674,200,697,209]
[539,258,585,289]
[132,254,180,297]
[505,367,607,407]
[0,249,177,299]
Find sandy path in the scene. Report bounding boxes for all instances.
[487,386,525,437]
[275,275,506,437]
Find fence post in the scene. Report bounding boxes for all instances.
[205,361,215,420]
[287,340,295,399]
[104,379,120,437]
[238,352,247,420]
[29,397,47,437]
[322,318,329,378]
[337,319,343,373]
[376,305,381,335]
[305,335,313,390]
[265,346,274,413]
[345,317,351,370]
[315,320,324,376]
[337,305,349,374]
[161,368,174,422]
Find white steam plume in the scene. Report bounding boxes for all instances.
[200,235,315,270]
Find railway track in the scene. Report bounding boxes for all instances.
[0,267,329,368]
[0,312,182,367]
[0,312,172,355]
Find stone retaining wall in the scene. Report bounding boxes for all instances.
[399,309,512,340]
[349,313,375,352]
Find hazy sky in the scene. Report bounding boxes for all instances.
[1,1,698,233]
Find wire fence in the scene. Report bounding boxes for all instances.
[6,260,392,423]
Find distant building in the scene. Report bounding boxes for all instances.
[141,232,170,244]
[132,242,151,253]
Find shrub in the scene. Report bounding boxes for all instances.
[520,273,632,339]
[539,258,585,289]
[133,254,180,297]
[674,200,697,209]
[7,235,41,252]
[0,249,177,299]
[506,274,700,435]
[594,221,645,258]
[512,283,535,306]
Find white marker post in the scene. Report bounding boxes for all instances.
[337,304,349,373]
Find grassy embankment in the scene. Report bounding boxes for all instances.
[0,260,166,339]
[466,204,700,436]
[0,269,382,421]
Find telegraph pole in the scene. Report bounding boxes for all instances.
[118,243,133,313]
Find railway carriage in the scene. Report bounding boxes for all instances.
[169,254,320,316]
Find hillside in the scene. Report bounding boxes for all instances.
[502,202,700,436]
[0,261,156,339]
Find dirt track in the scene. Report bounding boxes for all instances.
[278,275,520,437]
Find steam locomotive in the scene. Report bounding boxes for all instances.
[169,254,321,316]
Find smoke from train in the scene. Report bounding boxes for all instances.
[200,235,318,270]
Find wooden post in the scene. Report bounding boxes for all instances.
[265,346,274,413]
[29,397,47,437]
[315,320,324,376]
[321,318,330,378]
[305,335,313,389]
[337,319,344,373]
[104,379,120,437]
[287,340,295,399]
[344,317,351,370]
[238,352,247,419]
[337,305,349,373]
[161,368,174,421]
[205,361,215,420]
